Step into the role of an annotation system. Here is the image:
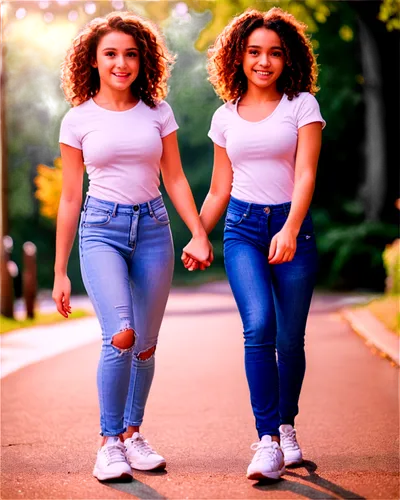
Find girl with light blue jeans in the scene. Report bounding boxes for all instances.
[53,12,212,482]
[79,195,174,436]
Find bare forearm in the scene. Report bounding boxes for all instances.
[164,177,206,237]
[285,173,315,235]
[200,192,230,235]
[54,197,82,275]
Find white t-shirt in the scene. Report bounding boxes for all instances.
[208,92,326,205]
[59,98,179,204]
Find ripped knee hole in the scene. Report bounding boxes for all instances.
[137,345,156,361]
[111,328,136,350]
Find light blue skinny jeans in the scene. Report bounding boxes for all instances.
[79,195,174,436]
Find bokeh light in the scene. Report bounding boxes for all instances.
[15,8,27,20]
[111,0,124,9]
[84,2,96,15]
[67,10,78,22]
[44,12,54,23]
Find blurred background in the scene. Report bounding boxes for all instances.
[1,0,399,314]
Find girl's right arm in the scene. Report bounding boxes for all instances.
[182,144,232,270]
[199,144,233,233]
[52,144,85,317]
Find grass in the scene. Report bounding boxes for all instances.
[363,294,400,335]
[0,309,92,334]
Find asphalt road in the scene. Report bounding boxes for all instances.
[1,286,399,499]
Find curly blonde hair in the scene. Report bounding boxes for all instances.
[207,7,319,102]
[61,11,175,108]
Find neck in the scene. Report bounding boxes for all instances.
[242,83,282,104]
[94,86,137,110]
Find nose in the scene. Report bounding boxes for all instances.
[259,54,270,67]
[116,55,127,68]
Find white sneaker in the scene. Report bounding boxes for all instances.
[93,437,133,482]
[246,435,285,480]
[279,424,303,466]
[124,432,166,471]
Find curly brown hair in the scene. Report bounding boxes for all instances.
[61,11,175,108]
[207,7,319,102]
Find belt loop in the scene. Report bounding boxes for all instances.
[245,202,251,218]
[83,196,89,210]
[112,202,118,217]
[147,200,154,217]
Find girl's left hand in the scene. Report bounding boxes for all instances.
[181,254,209,271]
[268,227,297,264]
[181,236,214,271]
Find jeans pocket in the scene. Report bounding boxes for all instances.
[152,205,170,225]
[83,207,112,228]
[225,211,244,228]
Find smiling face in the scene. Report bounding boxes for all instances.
[92,30,140,94]
[242,27,286,93]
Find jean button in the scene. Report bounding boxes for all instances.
[264,207,270,214]
[133,205,139,212]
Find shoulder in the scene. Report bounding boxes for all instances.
[285,92,325,128]
[154,100,174,112]
[147,99,179,135]
[288,92,321,109]
[211,101,235,122]
[214,101,234,116]
[149,99,175,118]
[143,99,176,121]
[283,92,323,117]
[61,99,92,123]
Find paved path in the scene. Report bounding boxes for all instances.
[1,286,399,499]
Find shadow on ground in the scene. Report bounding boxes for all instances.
[107,476,167,500]
[254,461,366,499]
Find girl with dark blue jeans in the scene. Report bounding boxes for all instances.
[223,197,318,437]
[182,7,325,480]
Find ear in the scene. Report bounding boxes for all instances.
[90,55,98,68]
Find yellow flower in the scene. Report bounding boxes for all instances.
[34,157,63,222]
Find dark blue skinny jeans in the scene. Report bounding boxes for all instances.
[223,196,318,438]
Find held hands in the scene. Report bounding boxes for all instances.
[268,226,297,265]
[52,274,72,318]
[181,234,214,272]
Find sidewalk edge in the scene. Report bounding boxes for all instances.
[341,307,399,367]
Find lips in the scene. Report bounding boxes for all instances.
[112,73,130,78]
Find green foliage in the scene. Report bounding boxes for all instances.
[313,206,398,291]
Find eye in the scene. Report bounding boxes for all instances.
[272,51,283,57]
[105,51,115,57]
[127,52,138,58]
[249,50,259,56]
